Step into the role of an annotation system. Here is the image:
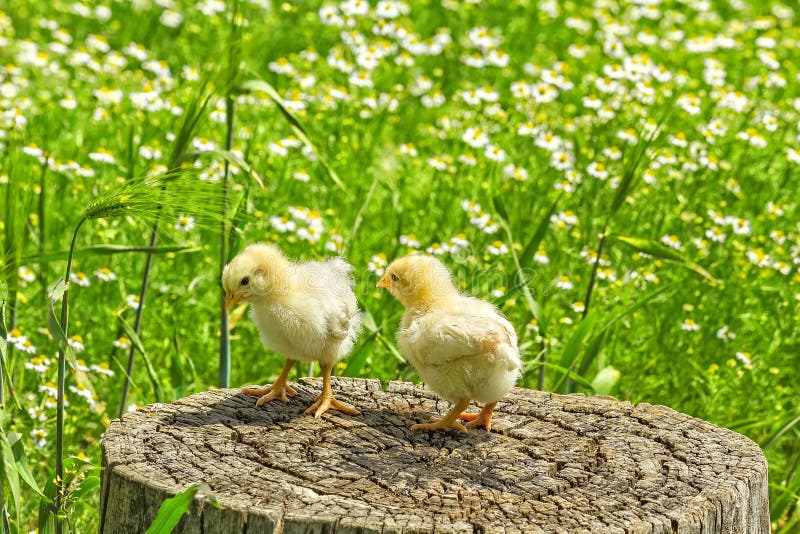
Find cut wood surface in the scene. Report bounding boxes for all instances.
[99,377,769,533]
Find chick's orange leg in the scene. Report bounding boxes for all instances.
[412,398,471,433]
[241,359,297,406]
[459,401,497,431]
[304,363,360,418]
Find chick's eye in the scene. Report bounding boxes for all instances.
[391,273,399,282]
[240,277,249,286]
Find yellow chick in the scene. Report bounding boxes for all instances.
[377,255,522,432]
[223,244,361,418]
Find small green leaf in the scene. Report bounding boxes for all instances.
[71,476,100,501]
[591,366,621,395]
[47,279,68,351]
[612,235,718,284]
[11,434,45,497]
[145,484,200,534]
[0,432,20,521]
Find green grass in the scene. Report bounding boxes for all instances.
[0,0,799,531]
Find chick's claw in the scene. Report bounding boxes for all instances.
[459,401,497,430]
[412,417,468,433]
[241,385,272,396]
[459,412,492,431]
[242,383,297,406]
[304,394,360,418]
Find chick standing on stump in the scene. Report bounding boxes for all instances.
[377,255,521,432]
[223,244,362,417]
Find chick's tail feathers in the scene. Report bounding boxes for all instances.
[325,257,356,289]
[494,342,523,373]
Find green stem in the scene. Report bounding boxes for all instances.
[219,94,234,389]
[582,228,607,321]
[343,172,379,257]
[537,339,546,391]
[56,216,86,534]
[565,223,608,393]
[0,292,5,406]
[4,170,19,402]
[39,156,48,305]
[118,218,160,417]
[1,505,9,534]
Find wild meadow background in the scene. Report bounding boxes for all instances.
[0,0,798,531]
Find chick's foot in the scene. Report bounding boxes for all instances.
[306,363,360,418]
[458,401,497,431]
[241,383,297,406]
[304,393,360,418]
[413,398,471,433]
[412,417,467,433]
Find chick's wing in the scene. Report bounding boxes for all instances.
[404,304,516,367]
[296,258,360,341]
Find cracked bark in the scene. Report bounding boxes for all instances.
[99,377,769,533]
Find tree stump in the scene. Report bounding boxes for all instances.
[100,377,768,533]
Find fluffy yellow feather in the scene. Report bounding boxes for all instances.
[377,255,521,432]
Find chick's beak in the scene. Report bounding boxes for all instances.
[225,293,243,312]
[376,276,389,289]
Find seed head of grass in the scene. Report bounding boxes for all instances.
[83,167,226,227]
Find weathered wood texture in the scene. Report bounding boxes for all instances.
[100,377,768,534]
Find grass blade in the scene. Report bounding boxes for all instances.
[493,195,543,323]
[201,149,264,189]
[553,311,601,392]
[118,316,164,403]
[599,283,674,335]
[144,484,200,534]
[239,78,345,189]
[609,95,676,217]
[0,281,15,408]
[23,245,200,264]
[541,362,594,389]
[37,475,56,534]
[0,430,20,526]
[10,433,45,498]
[343,334,378,378]
[612,235,719,284]
[226,179,251,258]
[519,193,562,268]
[761,414,800,450]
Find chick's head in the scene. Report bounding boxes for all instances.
[222,244,289,310]
[377,255,457,308]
